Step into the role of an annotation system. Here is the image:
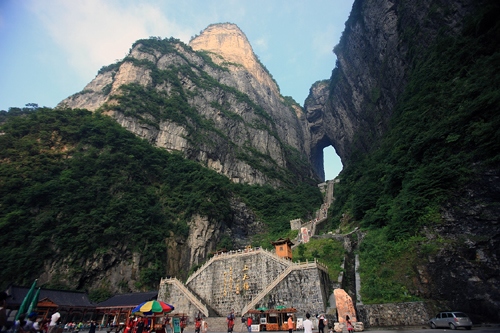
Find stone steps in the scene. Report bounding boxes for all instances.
[184,317,236,333]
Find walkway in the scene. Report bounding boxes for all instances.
[294,180,335,246]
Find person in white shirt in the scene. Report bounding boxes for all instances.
[303,313,313,333]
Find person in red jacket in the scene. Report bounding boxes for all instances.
[246,316,252,332]
[226,310,235,333]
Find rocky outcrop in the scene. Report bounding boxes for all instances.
[54,23,319,292]
[306,0,499,323]
[59,24,315,186]
[189,23,281,99]
[422,169,500,322]
[305,0,483,166]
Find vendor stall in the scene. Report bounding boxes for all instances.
[245,308,297,331]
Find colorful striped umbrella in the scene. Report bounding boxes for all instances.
[132,300,174,315]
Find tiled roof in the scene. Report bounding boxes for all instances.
[5,286,94,307]
[96,292,157,308]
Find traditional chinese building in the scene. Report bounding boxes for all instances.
[95,291,158,327]
[4,286,158,327]
[4,286,95,324]
[271,238,294,260]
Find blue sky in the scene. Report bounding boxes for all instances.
[0,0,353,179]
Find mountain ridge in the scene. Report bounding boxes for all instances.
[59,23,320,185]
[2,1,499,322]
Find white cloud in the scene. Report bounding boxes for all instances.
[26,0,193,79]
[254,37,268,50]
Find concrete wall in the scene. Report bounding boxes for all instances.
[290,219,302,230]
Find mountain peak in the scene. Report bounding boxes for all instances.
[189,23,254,67]
[189,23,278,93]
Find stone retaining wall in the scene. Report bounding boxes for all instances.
[356,301,436,327]
[160,249,330,319]
[262,266,329,316]
[159,282,205,319]
[186,250,289,316]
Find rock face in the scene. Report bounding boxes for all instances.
[189,24,281,99]
[334,289,357,323]
[305,0,483,166]
[59,23,315,187]
[56,23,317,293]
[424,169,500,322]
[55,2,499,319]
[306,0,499,323]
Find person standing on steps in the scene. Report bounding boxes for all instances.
[303,313,313,333]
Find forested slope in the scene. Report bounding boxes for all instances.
[326,2,500,321]
[0,108,322,296]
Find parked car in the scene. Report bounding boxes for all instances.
[429,311,473,330]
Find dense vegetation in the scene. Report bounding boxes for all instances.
[96,37,313,186]
[293,237,345,282]
[0,108,322,292]
[327,3,500,303]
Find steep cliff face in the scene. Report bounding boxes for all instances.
[305,0,482,165]
[307,0,499,321]
[54,24,316,291]
[425,169,500,321]
[59,23,315,186]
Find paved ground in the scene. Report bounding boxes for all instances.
[94,325,500,333]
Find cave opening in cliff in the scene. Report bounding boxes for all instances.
[323,146,342,180]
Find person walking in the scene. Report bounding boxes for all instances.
[246,317,252,333]
[287,315,293,333]
[195,313,202,333]
[164,316,171,333]
[226,310,235,333]
[239,316,245,333]
[318,315,325,333]
[48,313,60,333]
[303,314,313,333]
[180,317,186,333]
[345,316,353,333]
[88,322,96,333]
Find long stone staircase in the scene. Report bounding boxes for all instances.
[164,247,329,318]
[241,259,326,314]
[161,277,210,316]
[162,181,336,319]
[293,180,335,247]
